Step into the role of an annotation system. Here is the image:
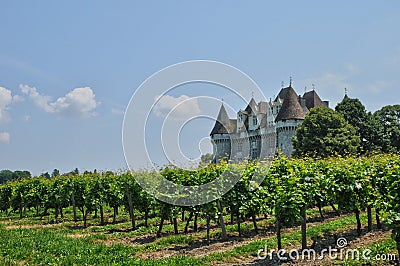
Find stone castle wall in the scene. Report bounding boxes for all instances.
[213,121,299,161]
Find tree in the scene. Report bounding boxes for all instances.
[40,172,51,179]
[52,169,60,178]
[336,96,389,153]
[0,170,31,184]
[335,95,368,128]
[200,153,214,166]
[363,112,391,153]
[293,107,360,158]
[12,170,31,180]
[0,170,13,184]
[374,105,400,152]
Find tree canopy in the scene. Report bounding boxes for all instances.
[335,95,368,128]
[0,170,31,184]
[335,95,390,153]
[293,107,360,158]
[374,104,400,152]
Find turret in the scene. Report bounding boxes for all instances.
[275,86,305,157]
[210,104,233,162]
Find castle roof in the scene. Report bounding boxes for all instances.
[303,90,327,109]
[229,119,237,133]
[210,104,236,135]
[275,86,305,122]
[302,104,310,114]
[258,101,268,114]
[244,98,258,114]
[275,87,291,102]
[260,116,268,128]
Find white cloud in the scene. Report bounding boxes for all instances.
[20,85,53,112]
[0,132,10,143]
[0,87,20,142]
[20,85,99,118]
[52,87,99,117]
[0,86,17,123]
[153,94,201,120]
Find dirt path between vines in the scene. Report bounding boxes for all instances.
[244,229,393,266]
[4,223,61,230]
[135,213,355,260]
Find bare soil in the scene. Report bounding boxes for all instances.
[4,223,61,230]
[247,229,394,266]
[135,213,354,260]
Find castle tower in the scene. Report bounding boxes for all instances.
[210,104,233,162]
[275,86,305,157]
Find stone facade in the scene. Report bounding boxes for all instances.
[210,86,328,161]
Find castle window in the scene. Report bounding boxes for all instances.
[252,149,257,158]
[253,116,257,126]
[251,140,257,149]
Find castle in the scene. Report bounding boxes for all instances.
[210,85,328,161]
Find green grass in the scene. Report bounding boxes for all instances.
[338,237,398,265]
[0,224,200,266]
[0,211,377,266]
[1,206,394,266]
[200,213,370,264]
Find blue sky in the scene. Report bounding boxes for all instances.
[1,1,399,175]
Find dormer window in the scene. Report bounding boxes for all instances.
[253,116,257,126]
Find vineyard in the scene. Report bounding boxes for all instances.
[0,154,400,265]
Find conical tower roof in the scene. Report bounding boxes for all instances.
[210,104,232,135]
[275,87,305,122]
[275,87,291,102]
